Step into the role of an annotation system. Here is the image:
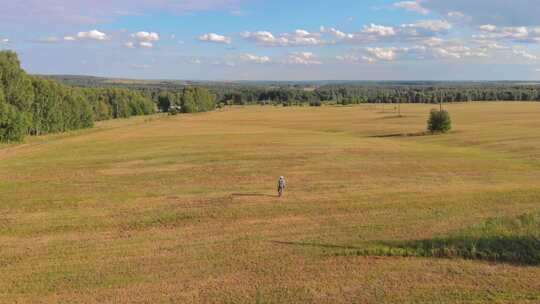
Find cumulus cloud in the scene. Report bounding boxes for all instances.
[364,47,397,61]
[125,31,160,48]
[131,31,159,42]
[0,38,9,44]
[512,48,538,60]
[401,20,452,34]
[241,29,325,46]
[362,24,396,37]
[317,19,451,45]
[346,41,490,63]
[199,33,232,44]
[286,52,322,65]
[139,41,154,48]
[320,27,353,40]
[477,25,540,43]
[76,30,110,41]
[240,53,272,64]
[393,1,429,15]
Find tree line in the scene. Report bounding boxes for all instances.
[209,84,540,106]
[0,51,216,142]
[47,75,540,108]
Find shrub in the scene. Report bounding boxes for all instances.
[309,100,322,107]
[427,109,452,133]
[169,106,182,116]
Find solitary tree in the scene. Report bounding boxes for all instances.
[427,109,452,133]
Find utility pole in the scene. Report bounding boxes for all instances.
[439,90,443,112]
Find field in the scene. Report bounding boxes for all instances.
[1,103,540,303]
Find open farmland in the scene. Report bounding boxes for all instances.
[1,103,540,303]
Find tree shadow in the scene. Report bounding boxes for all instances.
[368,235,540,266]
[231,193,279,198]
[272,213,540,266]
[368,131,429,138]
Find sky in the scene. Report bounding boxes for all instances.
[1,0,540,81]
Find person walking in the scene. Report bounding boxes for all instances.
[277,176,286,197]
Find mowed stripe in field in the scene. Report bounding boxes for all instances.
[1,103,540,303]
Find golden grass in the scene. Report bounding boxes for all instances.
[1,103,540,303]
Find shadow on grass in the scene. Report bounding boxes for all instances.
[231,193,278,198]
[274,213,540,266]
[368,131,430,138]
[354,235,540,266]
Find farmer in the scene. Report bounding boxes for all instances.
[277,176,286,197]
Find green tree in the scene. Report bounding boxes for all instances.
[427,109,452,133]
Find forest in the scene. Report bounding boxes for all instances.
[0,51,216,142]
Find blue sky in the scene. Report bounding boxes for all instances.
[1,0,540,80]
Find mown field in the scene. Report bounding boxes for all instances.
[1,103,540,303]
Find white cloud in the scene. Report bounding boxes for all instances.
[139,41,154,48]
[131,31,160,42]
[76,30,110,41]
[241,29,325,46]
[421,37,444,47]
[286,52,322,65]
[431,47,462,59]
[318,20,451,45]
[512,48,538,60]
[0,38,8,44]
[139,41,154,49]
[393,1,430,14]
[401,20,452,35]
[364,47,397,61]
[63,36,76,41]
[362,24,396,37]
[350,41,490,62]
[240,53,272,64]
[479,24,497,32]
[320,27,353,39]
[125,42,135,48]
[199,33,232,44]
[478,25,540,43]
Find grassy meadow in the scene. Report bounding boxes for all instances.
[1,102,540,303]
